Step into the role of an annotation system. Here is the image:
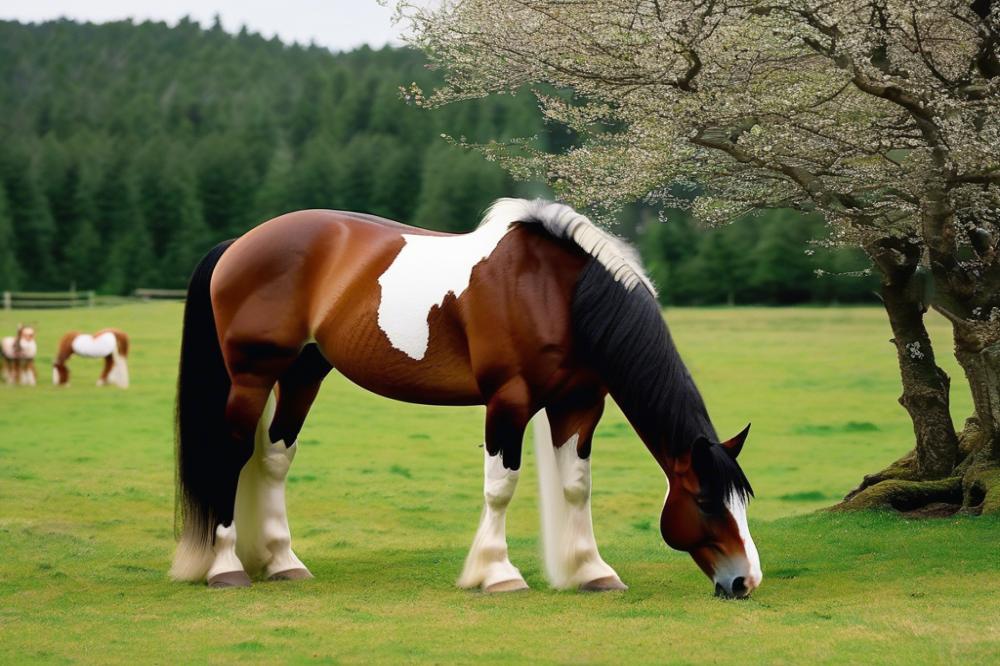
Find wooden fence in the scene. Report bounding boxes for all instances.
[133,288,187,301]
[2,290,95,310]
[2,288,186,309]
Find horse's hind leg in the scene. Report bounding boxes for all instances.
[458,379,532,593]
[203,376,280,588]
[235,344,331,581]
[536,395,626,591]
[97,356,113,386]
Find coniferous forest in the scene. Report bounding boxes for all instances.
[0,18,877,303]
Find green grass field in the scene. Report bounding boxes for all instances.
[1,304,997,664]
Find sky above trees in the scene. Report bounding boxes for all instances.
[0,0,403,52]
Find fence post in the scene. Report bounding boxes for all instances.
[87,291,95,308]
[3,291,9,310]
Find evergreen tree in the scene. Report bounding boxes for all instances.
[0,187,21,290]
[195,135,257,237]
[0,144,56,288]
[254,141,295,221]
[159,168,211,287]
[64,219,101,290]
[369,144,421,221]
[0,18,879,301]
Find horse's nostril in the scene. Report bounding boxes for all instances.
[732,577,748,597]
[714,582,726,598]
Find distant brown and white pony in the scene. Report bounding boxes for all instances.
[53,329,130,388]
[2,324,38,385]
[171,199,761,598]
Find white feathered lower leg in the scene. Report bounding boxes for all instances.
[457,448,526,591]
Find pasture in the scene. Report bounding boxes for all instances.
[1,303,997,664]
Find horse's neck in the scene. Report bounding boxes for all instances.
[600,327,716,459]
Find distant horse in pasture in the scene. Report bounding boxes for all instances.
[53,329,130,388]
[2,324,38,386]
[171,199,760,598]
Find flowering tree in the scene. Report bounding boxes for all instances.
[398,0,1000,512]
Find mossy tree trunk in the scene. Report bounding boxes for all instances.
[840,238,961,510]
[838,195,1000,515]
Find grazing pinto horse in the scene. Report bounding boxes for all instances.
[172,199,761,597]
[53,329,130,388]
[2,324,38,385]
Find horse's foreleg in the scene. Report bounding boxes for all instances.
[22,359,36,386]
[458,381,531,593]
[235,345,330,581]
[536,398,626,591]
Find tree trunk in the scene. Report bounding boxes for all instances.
[838,188,1000,514]
[881,273,958,478]
[940,310,1000,513]
[839,238,960,507]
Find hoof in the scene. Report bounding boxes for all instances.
[207,571,252,589]
[580,576,628,592]
[267,568,313,582]
[484,578,529,593]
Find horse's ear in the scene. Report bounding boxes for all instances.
[720,423,751,459]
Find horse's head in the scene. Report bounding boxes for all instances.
[659,425,761,599]
[18,325,36,344]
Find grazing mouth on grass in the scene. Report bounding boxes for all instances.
[715,581,752,600]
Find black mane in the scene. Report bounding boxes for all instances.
[571,259,753,502]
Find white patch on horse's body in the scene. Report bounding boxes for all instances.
[376,198,655,360]
[457,448,526,591]
[234,392,309,578]
[1,336,36,360]
[71,332,117,358]
[533,413,621,589]
[377,215,513,360]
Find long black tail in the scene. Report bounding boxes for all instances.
[174,239,237,548]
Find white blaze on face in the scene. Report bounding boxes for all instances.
[721,490,762,590]
[377,219,513,360]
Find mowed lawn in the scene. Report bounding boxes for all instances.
[0,303,997,664]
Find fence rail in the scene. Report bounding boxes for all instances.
[133,288,187,301]
[2,288,186,309]
[3,290,95,310]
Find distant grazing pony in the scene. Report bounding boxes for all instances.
[53,329,130,388]
[171,198,761,599]
[2,324,38,386]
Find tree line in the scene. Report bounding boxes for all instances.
[0,18,875,302]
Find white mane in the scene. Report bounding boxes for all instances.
[480,198,657,296]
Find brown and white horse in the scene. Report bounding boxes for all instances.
[53,329,130,388]
[172,199,761,597]
[2,324,37,386]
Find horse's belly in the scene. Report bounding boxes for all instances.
[317,299,482,406]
